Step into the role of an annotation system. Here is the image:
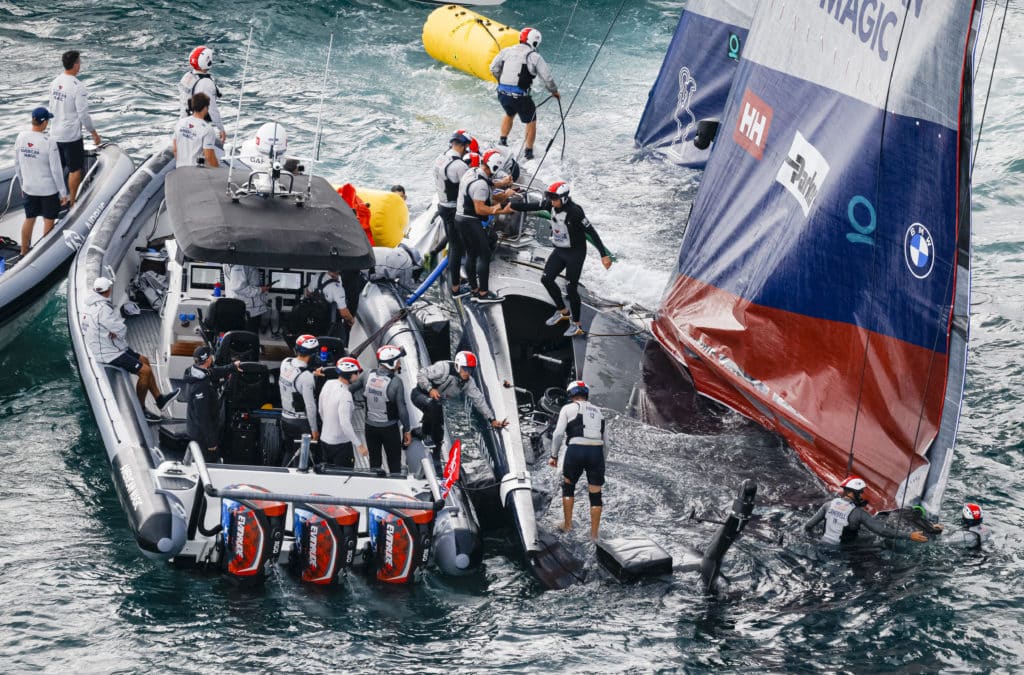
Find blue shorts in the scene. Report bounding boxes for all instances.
[563,442,605,488]
[23,193,61,220]
[498,92,537,123]
[109,348,144,374]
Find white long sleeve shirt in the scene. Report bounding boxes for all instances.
[13,130,68,199]
[48,73,97,143]
[80,290,129,363]
[178,70,224,133]
[223,264,268,317]
[319,379,359,445]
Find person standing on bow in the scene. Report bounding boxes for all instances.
[548,381,607,540]
[223,264,269,333]
[489,28,559,161]
[455,149,515,304]
[803,477,929,545]
[13,107,68,257]
[172,93,218,168]
[433,130,474,297]
[178,45,226,144]
[512,181,613,337]
[48,50,102,205]
[183,345,240,462]
[318,357,367,468]
[279,334,321,459]
[363,345,413,474]
[411,350,508,466]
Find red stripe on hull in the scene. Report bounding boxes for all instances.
[654,275,947,513]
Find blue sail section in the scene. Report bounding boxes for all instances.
[634,1,757,168]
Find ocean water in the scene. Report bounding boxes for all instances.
[1,1,1022,671]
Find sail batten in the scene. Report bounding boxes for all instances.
[654,0,981,513]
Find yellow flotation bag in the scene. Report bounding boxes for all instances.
[422,4,520,83]
[355,187,408,248]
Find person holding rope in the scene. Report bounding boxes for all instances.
[489,27,560,161]
[512,181,612,337]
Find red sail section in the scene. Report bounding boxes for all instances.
[654,276,945,513]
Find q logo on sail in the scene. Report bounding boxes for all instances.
[904,223,935,279]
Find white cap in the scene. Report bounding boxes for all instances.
[93,277,113,292]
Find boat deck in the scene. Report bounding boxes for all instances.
[126,309,163,363]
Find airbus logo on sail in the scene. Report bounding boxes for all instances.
[733,88,772,161]
[776,131,830,216]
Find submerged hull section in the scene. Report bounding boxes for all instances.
[634,0,757,167]
[654,1,980,513]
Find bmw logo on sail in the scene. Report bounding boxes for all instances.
[904,223,934,279]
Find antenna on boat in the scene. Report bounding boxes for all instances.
[226,24,255,194]
[305,32,334,207]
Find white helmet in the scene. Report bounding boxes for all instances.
[840,476,867,492]
[337,356,362,375]
[189,46,213,71]
[520,27,542,49]
[482,149,503,173]
[376,344,403,371]
[454,350,478,370]
[254,122,288,158]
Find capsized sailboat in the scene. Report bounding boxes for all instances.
[634,0,757,167]
[653,1,982,515]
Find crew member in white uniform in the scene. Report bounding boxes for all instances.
[432,130,473,295]
[804,476,929,545]
[489,28,559,160]
[48,49,101,204]
[318,357,367,468]
[305,270,354,346]
[548,381,608,540]
[223,264,269,333]
[172,92,218,168]
[279,334,322,458]
[13,107,68,257]
[178,46,226,143]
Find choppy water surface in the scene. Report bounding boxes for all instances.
[1,1,1022,671]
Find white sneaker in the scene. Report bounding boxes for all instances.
[563,323,585,338]
[545,310,569,326]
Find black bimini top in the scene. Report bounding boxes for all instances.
[165,167,374,270]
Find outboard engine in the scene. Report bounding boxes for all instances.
[291,501,360,585]
[367,492,435,584]
[220,485,286,583]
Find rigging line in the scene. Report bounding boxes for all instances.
[476,19,502,51]
[973,0,998,81]
[845,1,914,477]
[554,0,582,63]
[225,25,255,192]
[972,0,1009,172]
[525,0,629,193]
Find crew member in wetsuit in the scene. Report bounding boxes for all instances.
[411,350,508,466]
[279,334,321,460]
[512,180,613,337]
[178,45,226,144]
[318,356,367,468]
[362,345,413,473]
[455,149,515,304]
[183,345,240,462]
[803,476,929,544]
[942,502,992,548]
[489,28,559,160]
[305,269,354,347]
[548,381,607,540]
[433,130,474,296]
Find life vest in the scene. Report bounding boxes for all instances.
[184,72,221,122]
[338,183,375,245]
[459,171,492,221]
[433,151,465,205]
[565,401,605,445]
[280,357,309,415]
[365,370,399,425]
[823,498,857,545]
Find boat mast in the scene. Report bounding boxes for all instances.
[305,33,334,206]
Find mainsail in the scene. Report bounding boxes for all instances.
[634,0,758,168]
[653,1,982,514]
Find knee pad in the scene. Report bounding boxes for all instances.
[588,490,603,507]
[562,480,575,498]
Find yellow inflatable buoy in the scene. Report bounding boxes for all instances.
[422,4,520,83]
[355,187,409,248]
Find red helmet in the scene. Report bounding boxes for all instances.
[295,334,319,355]
[464,151,480,168]
[962,502,983,526]
[189,46,213,71]
[337,356,362,374]
[376,344,403,370]
[519,28,542,49]
[840,476,867,492]
[545,181,570,200]
[482,149,503,173]
[455,351,478,369]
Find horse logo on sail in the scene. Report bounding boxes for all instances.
[904,223,934,279]
[672,66,698,149]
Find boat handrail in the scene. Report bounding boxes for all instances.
[184,441,444,512]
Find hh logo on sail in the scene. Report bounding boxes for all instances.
[776,131,830,217]
[733,88,772,160]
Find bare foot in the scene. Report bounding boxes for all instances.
[557,523,572,533]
